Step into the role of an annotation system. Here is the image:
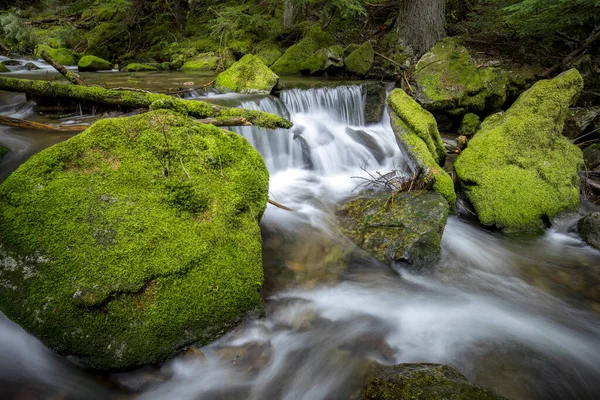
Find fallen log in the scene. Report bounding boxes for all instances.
[0,76,292,129]
[0,115,87,132]
[541,27,600,78]
[40,51,88,86]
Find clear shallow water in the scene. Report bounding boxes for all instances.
[0,68,599,400]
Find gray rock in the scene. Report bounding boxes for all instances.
[363,82,386,124]
[562,107,600,140]
[578,212,600,250]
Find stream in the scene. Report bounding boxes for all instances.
[1,61,600,400]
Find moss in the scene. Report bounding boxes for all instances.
[78,55,113,72]
[35,44,78,66]
[0,144,9,159]
[0,110,269,370]
[181,53,220,71]
[387,90,456,209]
[214,54,279,95]
[458,113,480,136]
[337,191,449,267]
[0,64,9,73]
[414,37,509,114]
[583,143,600,170]
[345,42,374,76]
[364,363,507,399]
[125,63,159,72]
[454,69,584,232]
[300,45,344,75]
[344,44,360,57]
[271,28,334,75]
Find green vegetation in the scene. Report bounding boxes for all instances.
[0,110,269,369]
[0,144,8,159]
[34,44,78,65]
[78,55,113,72]
[271,27,334,75]
[0,63,8,73]
[215,54,279,94]
[454,69,584,232]
[181,53,220,71]
[458,113,480,136]
[344,42,374,76]
[125,63,159,72]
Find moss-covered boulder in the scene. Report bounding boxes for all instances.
[271,28,334,75]
[337,191,449,267]
[300,45,344,75]
[363,363,507,399]
[0,110,268,370]
[125,63,159,72]
[256,46,282,67]
[387,89,456,208]
[345,42,374,76]
[413,37,508,115]
[215,54,279,95]
[78,55,113,72]
[454,69,584,232]
[0,63,9,73]
[583,144,600,170]
[458,113,480,136]
[35,44,78,66]
[578,213,600,250]
[181,52,220,71]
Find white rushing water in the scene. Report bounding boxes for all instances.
[0,84,599,400]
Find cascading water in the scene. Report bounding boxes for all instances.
[0,81,599,400]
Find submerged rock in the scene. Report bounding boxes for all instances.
[35,44,78,65]
[271,28,333,75]
[345,42,374,76]
[0,110,268,370]
[300,45,344,75]
[413,37,508,115]
[579,213,600,250]
[454,69,584,232]
[387,89,456,208]
[78,55,113,72]
[125,63,159,72]
[337,191,449,267]
[363,363,507,399]
[215,54,279,95]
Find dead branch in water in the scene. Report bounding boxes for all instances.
[40,51,88,86]
[0,115,88,132]
[268,199,295,211]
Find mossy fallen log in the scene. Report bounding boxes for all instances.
[0,76,292,130]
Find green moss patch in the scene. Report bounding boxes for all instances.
[181,52,220,71]
[345,42,374,76]
[300,45,344,75]
[0,64,9,73]
[454,69,584,232]
[215,54,279,95]
[78,55,113,72]
[0,144,9,159]
[35,44,78,66]
[271,28,334,75]
[125,63,159,72]
[0,110,269,370]
[458,113,480,136]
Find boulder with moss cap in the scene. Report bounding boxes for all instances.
[345,42,374,76]
[215,54,279,95]
[300,45,344,75]
[413,37,508,115]
[35,44,78,66]
[78,55,113,72]
[387,89,456,209]
[0,109,269,370]
[271,27,334,75]
[454,69,584,232]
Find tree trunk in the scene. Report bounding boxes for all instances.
[398,0,446,57]
[283,1,295,29]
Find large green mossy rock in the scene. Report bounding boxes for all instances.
[256,46,282,67]
[0,110,268,370]
[300,45,344,75]
[125,63,159,72]
[181,52,220,71]
[363,363,507,399]
[387,89,456,209]
[215,54,279,95]
[413,37,508,115]
[35,44,78,66]
[0,63,9,73]
[578,213,600,250]
[337,191,449,267]
[271,28,334,75]
[454,69,584,232]
[78,55,113,72]
[345,42,374,76]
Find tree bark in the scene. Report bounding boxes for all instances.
[40,51,88,86]
[0,115,87,132]
[398,0,446,57]
[0,76,293,130]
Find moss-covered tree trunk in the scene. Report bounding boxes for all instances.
[397,0,446,57]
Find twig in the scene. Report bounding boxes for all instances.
[374,51,407,71]
[268,199,295,211]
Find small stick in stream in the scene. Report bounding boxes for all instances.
[268,199,295,211]
[0,115,88,132]
[40,51,88,86]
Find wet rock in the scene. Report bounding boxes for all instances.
[0,144,8,160]
[2,59,21,66]
[112,367,168,393]
[562,107,600,140]
[78,55,113,72]
[345,42,374,76]
[364,83,386,124]
[300,45,344,75]
[413,37,508,115]
[337,191,449,268]
[457,135,468,150]
[579,213,600,250]
[0,110,268,370]
[346,127,386,163]
[363,363,507,399]
[0,63,8,73]
[23,62,41,70]
[458,113,480,137]
[387,89,456,208]
[583,144,600,170]
[183,347,206,361]
[215,54,279,95]
[455,69,584,232]
[271,27,334,75]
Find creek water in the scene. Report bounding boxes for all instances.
[0,64,600,400]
